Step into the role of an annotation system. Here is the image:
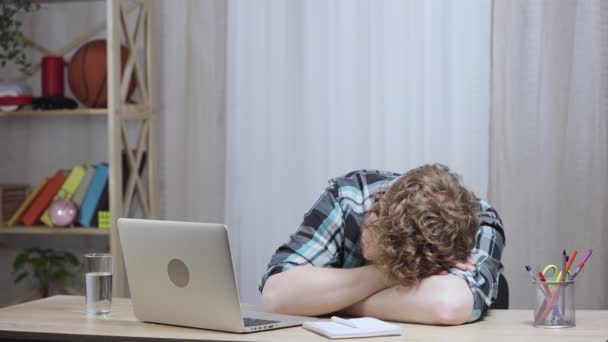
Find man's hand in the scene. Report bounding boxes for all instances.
[439,256,477,275]
[452,256,477,272]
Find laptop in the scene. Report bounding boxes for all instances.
[118,218,313,333]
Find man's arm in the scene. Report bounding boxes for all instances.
[342,200,505,325]
[262,264,390,316]
[450,201,505,321]
[261,179,391,316]
[340,273,474,325]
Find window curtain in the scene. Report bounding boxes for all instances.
[157,0,227,224]
[225,0,492,303]
[490,0,608,308]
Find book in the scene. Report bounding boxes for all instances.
[0,184,29,223]
[78,163,109,227]
[72,164,95,209]
[21,171,66,226]
[40,165,86,226]
[7,179,48,226]
[303,318,402,339]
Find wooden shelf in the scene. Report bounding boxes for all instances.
[0,226,108,236]
[0,105,148,120]
[33,0,104,3]
[0,108,107,117]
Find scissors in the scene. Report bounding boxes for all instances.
[542,264,571,282]
[541,264,571,324]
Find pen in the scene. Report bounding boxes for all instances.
[562,249,577,281]
[562,250,567,280]
[525,265,538,282]
[537,272,552,295]
[570,249,592,280]
[331,316,358,328]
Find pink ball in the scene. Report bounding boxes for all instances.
[48,198,77,227]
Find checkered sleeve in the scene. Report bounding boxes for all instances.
[259,181,346,292]
[448,200,506,322]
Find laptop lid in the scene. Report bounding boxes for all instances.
[118,218,245,332]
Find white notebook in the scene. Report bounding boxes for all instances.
[303,317,402,339]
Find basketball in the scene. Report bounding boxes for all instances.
[68,39,136,108]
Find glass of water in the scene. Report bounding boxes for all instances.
[84,253,113,315]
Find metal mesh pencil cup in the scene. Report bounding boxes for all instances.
[531,279,575,328]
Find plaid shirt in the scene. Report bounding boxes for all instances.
[260,170,505,322]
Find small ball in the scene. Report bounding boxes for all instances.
[48,199,78,227]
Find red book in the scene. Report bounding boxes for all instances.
[21,170,66,226]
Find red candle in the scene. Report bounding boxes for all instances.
[41,56,65,96]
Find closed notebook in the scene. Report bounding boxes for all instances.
[303,317,402,339]
[71,164,95,209]
[78,163,108,227]
[21,171,66,226]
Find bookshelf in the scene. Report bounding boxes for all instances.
[0,108,107,116]
[0,226,108,236]
[0,0,159,297]
[0,104,149,120]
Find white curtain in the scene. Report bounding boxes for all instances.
[226,0,492,303]
[157,0,227,224]
[490,0,608,308]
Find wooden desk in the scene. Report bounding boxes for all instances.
[0,296,606,341]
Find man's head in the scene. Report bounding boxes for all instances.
[361,164,479,286]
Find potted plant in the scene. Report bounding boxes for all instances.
[13,248,80,302]
[1,0,39,71]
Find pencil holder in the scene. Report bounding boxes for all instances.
[531,280,575,328]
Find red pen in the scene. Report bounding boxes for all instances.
[570,249,592,280]
[537,272,552,296]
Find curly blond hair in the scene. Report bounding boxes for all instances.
[366,164,479,287]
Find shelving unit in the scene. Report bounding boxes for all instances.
[0,0,158,297]
[0,104,150,120]
[0,226,108,236]
[0,108,107,116]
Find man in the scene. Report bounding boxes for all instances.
[259,164,505,325]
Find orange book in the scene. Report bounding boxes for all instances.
[21,171,66,226]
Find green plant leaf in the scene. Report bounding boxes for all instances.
[51,270,70,282]
[15,272,28,284]
[13,252,29,272]
[30,256,45,268]
[49,255,65,265]
[65,253,80,266]
[0,0,39,70]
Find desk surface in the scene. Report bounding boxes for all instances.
[0,296,607,341]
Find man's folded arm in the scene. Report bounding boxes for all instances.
[259,181,390,316]
[341,200,505,325]
[262,264,389,316]
[340,273,474,325]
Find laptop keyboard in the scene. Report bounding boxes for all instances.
[243,317,280,327]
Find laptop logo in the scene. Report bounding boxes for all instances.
[167,258,190,288]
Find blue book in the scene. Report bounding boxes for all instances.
[78,163,109,227]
